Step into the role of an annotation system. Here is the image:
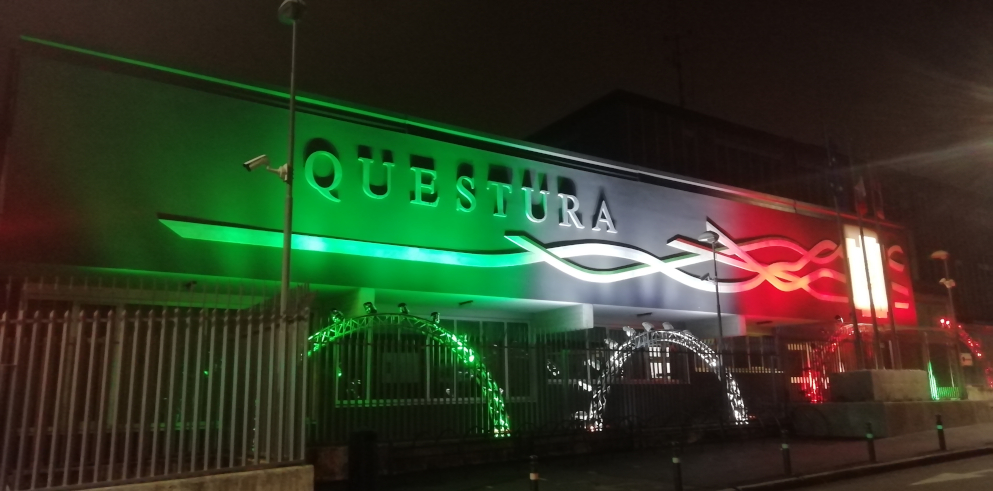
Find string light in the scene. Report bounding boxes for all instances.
[307,310,511,434]
[576,329,749,430]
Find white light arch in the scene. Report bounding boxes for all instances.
[575,329,748,430]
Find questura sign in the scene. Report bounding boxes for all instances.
[301,147,618,233]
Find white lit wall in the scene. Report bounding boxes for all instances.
[845,225,889,319]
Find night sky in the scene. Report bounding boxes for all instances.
[3,1,993,194]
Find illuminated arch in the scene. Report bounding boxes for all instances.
[308,313,511,434]
[575,329,748,430]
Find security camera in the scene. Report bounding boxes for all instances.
[243,155,270,172]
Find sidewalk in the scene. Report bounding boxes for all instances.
[377,423,993,491]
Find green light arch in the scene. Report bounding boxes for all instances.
[308,313,511,435]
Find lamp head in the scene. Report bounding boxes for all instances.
[698,231,719,244]
[930,250,950,261]
[362,302,377,315]
[278,0,306,24]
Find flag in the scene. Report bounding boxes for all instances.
[853,176,868,216]
[871,179,885,220]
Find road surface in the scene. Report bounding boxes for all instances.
[808,454,993,490]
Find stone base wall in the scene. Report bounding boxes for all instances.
[792,400,993,438]
[312,428,687,482]
[89,466,313,491]
[829,370,930,402]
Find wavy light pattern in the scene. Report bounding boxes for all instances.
[162,217,875,304]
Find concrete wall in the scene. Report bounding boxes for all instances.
[829,370,930,402]
[89,466,313,491]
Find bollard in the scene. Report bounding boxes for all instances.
[780,429,792,476]
[672,442,683,491]
[530,455,539,491]
[865,423,876,463]
[936,415,947,451]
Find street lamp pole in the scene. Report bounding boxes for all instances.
[698,231,724,353]
[278,0,305,317]
[932,251,957,332]
[931,250,964,395]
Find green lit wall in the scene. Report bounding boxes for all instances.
[0,43,918,325]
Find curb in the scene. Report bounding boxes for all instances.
[717,446,993,491]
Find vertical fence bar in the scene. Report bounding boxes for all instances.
[77,311,101,484]
[202,309,217,471]
[277,313,285,464]
[120,311,141,480]
[189,309,206,471]
[13,313,41,491]
[30,313,57,489]
[229,308,241,469]
[105,310,123,483]
[216,309,229,470]
[46,312,71,488]
[287,310,298,461]
[0,312,24,491]
[299,311,308,461]
[252,310,263,466]
[177,308,192,473]
[91,311,115,483]
[61,310,85,486]
[135,311,155,478]
[163,308,180,476]
[149,310,167,477]
[243,308,254,467]
[265,311,276,463]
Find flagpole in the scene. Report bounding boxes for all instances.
[847,140,883,369]
[865,164,901,369]
[825,130,866,370]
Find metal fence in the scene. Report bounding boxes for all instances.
[307,318,787,447]
[0,300,309,491]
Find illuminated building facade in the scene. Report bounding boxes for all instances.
[0,38,944,460]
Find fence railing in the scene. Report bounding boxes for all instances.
[307,326,788,447]
[0,305,308,491]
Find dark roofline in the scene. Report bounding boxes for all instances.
[528,89,832,160]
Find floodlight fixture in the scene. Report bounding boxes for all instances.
[697,231,719,244]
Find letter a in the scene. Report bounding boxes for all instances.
[591,201,617,233]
